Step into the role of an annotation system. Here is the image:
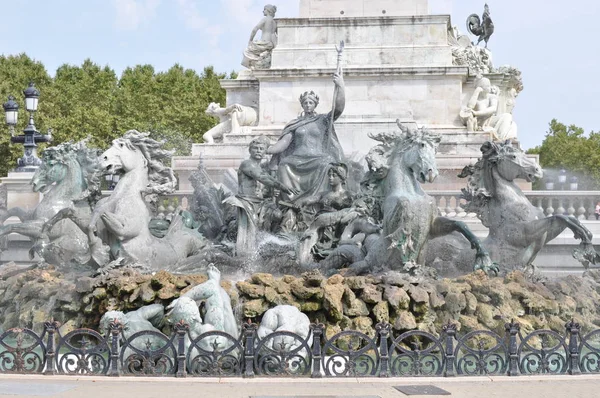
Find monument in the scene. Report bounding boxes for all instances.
[1,1,600,380]
[172,0,526,193]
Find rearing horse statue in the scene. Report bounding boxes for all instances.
[0,140,100,266]
[428,141,599,275]
[89,130,206,270]
[344,121,496,275]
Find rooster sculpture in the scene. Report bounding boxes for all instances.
[466,4,495,48]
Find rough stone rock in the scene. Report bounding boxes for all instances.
[243,298,269,318]
[372,301,389,324]
[384,286,410,312]
[323,282,344,322]
[327,274,344,285]
[150,270,172,289]
[342,287,369,317]
[301,301,322,312]
[140,282,156,303]
[464,291,478,315]
[236,281,265,298]
[476,303,500,329]
[290,279,323,300]
[75,277,95,293]
[344,276,367,290]
[302,270,325,287]
[353,316,375,338]
[157,283,178,300]
[382,272,410,287]
[273,280,291,294]
[394,311,417,331]
[252,273,275,286]
[444,292,467,314]
[360,284,382,304]
[92,288,107,300]
[407,285,429,304]
[429,291,446,309]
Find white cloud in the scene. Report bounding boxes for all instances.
[174,0,227,47]
[429,0,453,15]
[113,0,161,31]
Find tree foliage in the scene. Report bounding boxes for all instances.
[527,119,600,189]
[0,53,232,177]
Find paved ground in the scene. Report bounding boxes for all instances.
[1,374,599,398]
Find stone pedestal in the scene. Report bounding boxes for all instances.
[172,0,527,191]
[0,171,40,265]
[1,172,39,210]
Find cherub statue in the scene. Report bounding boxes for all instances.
[99,304,165,337]
[203,102,258,144]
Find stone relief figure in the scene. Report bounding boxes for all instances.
[242,4,278,70]
[225,137,297,254]
[460,76,518,141]
[203,102,258,144]
[257,305,312,352]
[267,73,346,201]
[466,3,494,48]
[169,265,238,337]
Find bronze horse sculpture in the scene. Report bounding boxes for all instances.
[427,141,599,275]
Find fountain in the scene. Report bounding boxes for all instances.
[0,1,599,379]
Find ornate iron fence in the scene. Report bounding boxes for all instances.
[0,319,598,378]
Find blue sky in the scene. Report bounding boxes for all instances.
[0,0,598,149]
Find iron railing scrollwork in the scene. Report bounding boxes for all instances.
[0,319,598,377]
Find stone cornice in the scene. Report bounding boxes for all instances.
[276,14,451,28]
[252,66,469,80]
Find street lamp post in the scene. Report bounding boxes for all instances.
[2,82,52,171]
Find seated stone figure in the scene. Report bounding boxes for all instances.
[242,4,278,70]
[203,102,258,144]
[257,305,312,353]
[296,163,356,264]
[460,76,517,141]
[224,137,297,254]
[268,73,346,202]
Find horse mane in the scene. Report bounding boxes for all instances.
[42,138,102,203]
[459,141,511,225]
[122,130,177,195]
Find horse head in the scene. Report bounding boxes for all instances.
[101,130,176,195]
[32,140,97,194]
[390,121,441,184]
[101,136,147,175]
[482,141,542,183]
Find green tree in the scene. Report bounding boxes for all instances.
[0,53,233,177]
[45,59,119,149]
[527,119,600,189]
[0,54,53,177]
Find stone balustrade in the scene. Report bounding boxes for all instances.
[429,191,600,221]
